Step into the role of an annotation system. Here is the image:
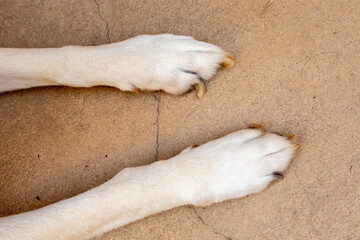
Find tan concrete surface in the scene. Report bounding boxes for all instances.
[0,0,359,239]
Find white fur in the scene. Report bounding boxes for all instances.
[0,34,226,94]
[0,129,295,240]
[0,34,296,240]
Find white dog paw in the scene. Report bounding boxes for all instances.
[179,125,299,205]
[115,34,233,98]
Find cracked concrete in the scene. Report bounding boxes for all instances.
[1,0,360,239]
[93,0,111,43]
[153,95,161,161]
[190,206,233,240]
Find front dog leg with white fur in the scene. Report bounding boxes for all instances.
[0,125,298,240]
[0,34,233,97]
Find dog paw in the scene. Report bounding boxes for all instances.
[114,34,233,98]
[178,125,299,205]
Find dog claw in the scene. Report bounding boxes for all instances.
[287,133,297,141]
[249,123,265,131]
[132,87,141,93]
[194,78,207,99]
[273,171,284,179]
[190,144,199,150]
[287,134,300,150]
[220,52,234,68]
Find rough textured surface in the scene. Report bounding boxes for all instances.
[0,0,359,239]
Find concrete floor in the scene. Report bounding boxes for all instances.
[0,0,359,239]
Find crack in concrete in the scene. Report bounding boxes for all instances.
[189,206,233,240]
[93,0,111,43]
[300,51,339,80]
[153,95,160,161]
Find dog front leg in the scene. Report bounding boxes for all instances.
[0,34,233,97]
[0,125,298,240]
